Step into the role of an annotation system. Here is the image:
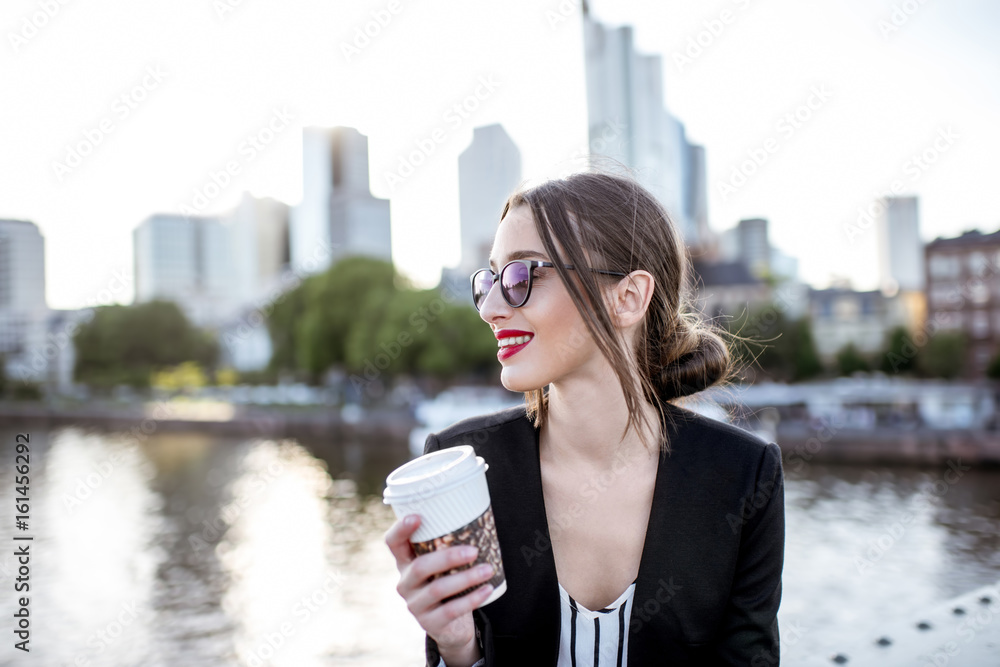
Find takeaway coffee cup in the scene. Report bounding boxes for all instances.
[383,445,506,606]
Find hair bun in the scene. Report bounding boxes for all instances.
[656,325,730,401]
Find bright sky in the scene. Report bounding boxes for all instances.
[2,0,998,310]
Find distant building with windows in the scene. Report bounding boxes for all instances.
[133,214,233,328]
[925,228,1000,377]
[290,126,391,276]
[808,287,910,364]
[690,259,771,322]
[0,219,49,385]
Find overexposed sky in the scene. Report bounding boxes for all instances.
[2,0,998,310]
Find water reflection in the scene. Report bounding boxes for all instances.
[1,423,997,665]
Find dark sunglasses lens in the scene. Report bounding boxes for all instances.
[472,271,493,310]
[501,262,530,306]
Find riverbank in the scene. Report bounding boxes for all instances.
[0,399,419,441]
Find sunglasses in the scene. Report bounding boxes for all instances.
[471,259,628,311]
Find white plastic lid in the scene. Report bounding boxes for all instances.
[382,445,488,504]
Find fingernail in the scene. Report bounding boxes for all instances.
[463,546,478,558]
[405,516,416,526]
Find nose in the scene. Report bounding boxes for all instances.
[478,277,512,325]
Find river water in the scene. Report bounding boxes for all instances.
[1,422,998,666]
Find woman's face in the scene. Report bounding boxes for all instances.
[479,205,609,393]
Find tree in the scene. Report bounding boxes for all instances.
[791,318,823,381]
[836,342,870,376]
[73,300,218,390]
[916,331,966,379]
[880,326,917,375]
[987,350,1000,380]
[268,256,499,386]
[725,305,823,382]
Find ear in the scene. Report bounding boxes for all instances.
[609,270,655,329]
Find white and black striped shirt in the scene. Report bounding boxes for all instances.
[557,578,637,667]
[436,578,638,667]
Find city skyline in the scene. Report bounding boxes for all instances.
[1,0,997,310]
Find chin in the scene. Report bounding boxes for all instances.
[499,368,546,394]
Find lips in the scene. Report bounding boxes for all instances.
[495,329,534,361]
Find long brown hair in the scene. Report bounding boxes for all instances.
[499,171,737,456]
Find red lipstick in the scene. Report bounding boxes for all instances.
[495,329,534,361]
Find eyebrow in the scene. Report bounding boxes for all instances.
[489,249,549,270]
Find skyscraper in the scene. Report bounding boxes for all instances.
[583,11,708,247]
[878,196,923,295]
[458,124,522,273]
[0,219,51,385]
[133,213,232,327]
[290,126,392,275]
[0,219,45,312]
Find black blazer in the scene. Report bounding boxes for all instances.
[422,400,785,666]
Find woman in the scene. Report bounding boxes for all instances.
[385,171,785,666]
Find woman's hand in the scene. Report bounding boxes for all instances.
[385,513,495,656]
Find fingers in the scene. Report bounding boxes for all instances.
[407,550,496,617]
[385,514,421,572]
[423,579,495,632]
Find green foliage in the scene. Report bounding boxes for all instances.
[791,318,823,381]
[267,256,497,384]
[916,330,966,379]
[880,326,918,375]
[987,350,1000,380]
[73,300,218,389]
[836,342,871,376]
[725,305,823,382]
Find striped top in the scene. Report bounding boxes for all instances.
[557,578,638,667]
[435,578,638,667]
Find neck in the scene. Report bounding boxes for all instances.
[539,363,662,474]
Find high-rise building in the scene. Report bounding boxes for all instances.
[0,219,49,384]
[458,124,522,273]
[878,196,924,294]
[290,126,392,275]
[0,219,45,312]
[133,214,233,327]
[225,193,291,307]
[583,11,708,247]
[737,218,771,279]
